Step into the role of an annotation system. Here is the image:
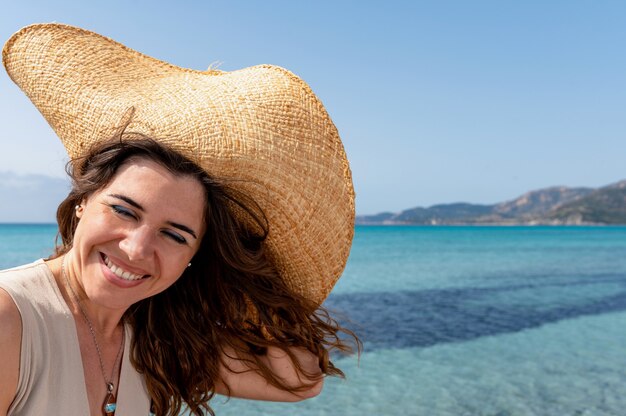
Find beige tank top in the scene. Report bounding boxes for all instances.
[0,260,151,415]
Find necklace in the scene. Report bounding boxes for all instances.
[62,256,125,416]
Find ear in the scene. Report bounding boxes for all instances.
[75,199,87,218]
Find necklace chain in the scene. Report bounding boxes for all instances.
[61,256,125,395]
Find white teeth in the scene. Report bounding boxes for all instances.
[104,255,145,281]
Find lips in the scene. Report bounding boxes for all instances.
[102,253,149,281]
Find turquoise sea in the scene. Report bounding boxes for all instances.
[2,224,626,416]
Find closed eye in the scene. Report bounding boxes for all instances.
[110,204,137,219]
[162,229,187,245]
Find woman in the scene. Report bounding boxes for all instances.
[0,24,357,416]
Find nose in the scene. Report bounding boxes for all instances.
[119,226,154,261]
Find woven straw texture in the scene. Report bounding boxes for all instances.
[2,23,355,304]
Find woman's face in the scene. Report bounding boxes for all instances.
[67,157,207,311]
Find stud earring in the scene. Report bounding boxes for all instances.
[187,262,192,267]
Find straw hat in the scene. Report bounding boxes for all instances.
[2,23,354,304]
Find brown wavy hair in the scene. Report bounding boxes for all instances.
[54,133,358,416]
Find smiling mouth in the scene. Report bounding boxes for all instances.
[102,254,149,281]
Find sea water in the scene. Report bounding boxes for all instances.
[2,224,626,416]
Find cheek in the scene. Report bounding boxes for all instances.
[158,252,192,282]
[76,208,123,240]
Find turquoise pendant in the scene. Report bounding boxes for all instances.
[104,383,117,415]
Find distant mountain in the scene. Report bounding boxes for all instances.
[393,203,493,225]
[547,181,626,224]
[0,171,69,223]
[357,180,626,225]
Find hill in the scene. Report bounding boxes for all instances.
[357,181,626,225]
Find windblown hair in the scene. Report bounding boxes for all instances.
[54,134,358,416]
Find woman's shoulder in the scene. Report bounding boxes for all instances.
[0,261,45,357]
[0,260,66,326]
[0,286,21,330]
[0,259,54,295]
[0,259,48,277]
[0,260,54,345]
[0,286,21,414]
[0,288,21,341]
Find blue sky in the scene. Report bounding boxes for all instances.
[1,0,626,219]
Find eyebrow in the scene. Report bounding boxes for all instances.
[108,193,198,239]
